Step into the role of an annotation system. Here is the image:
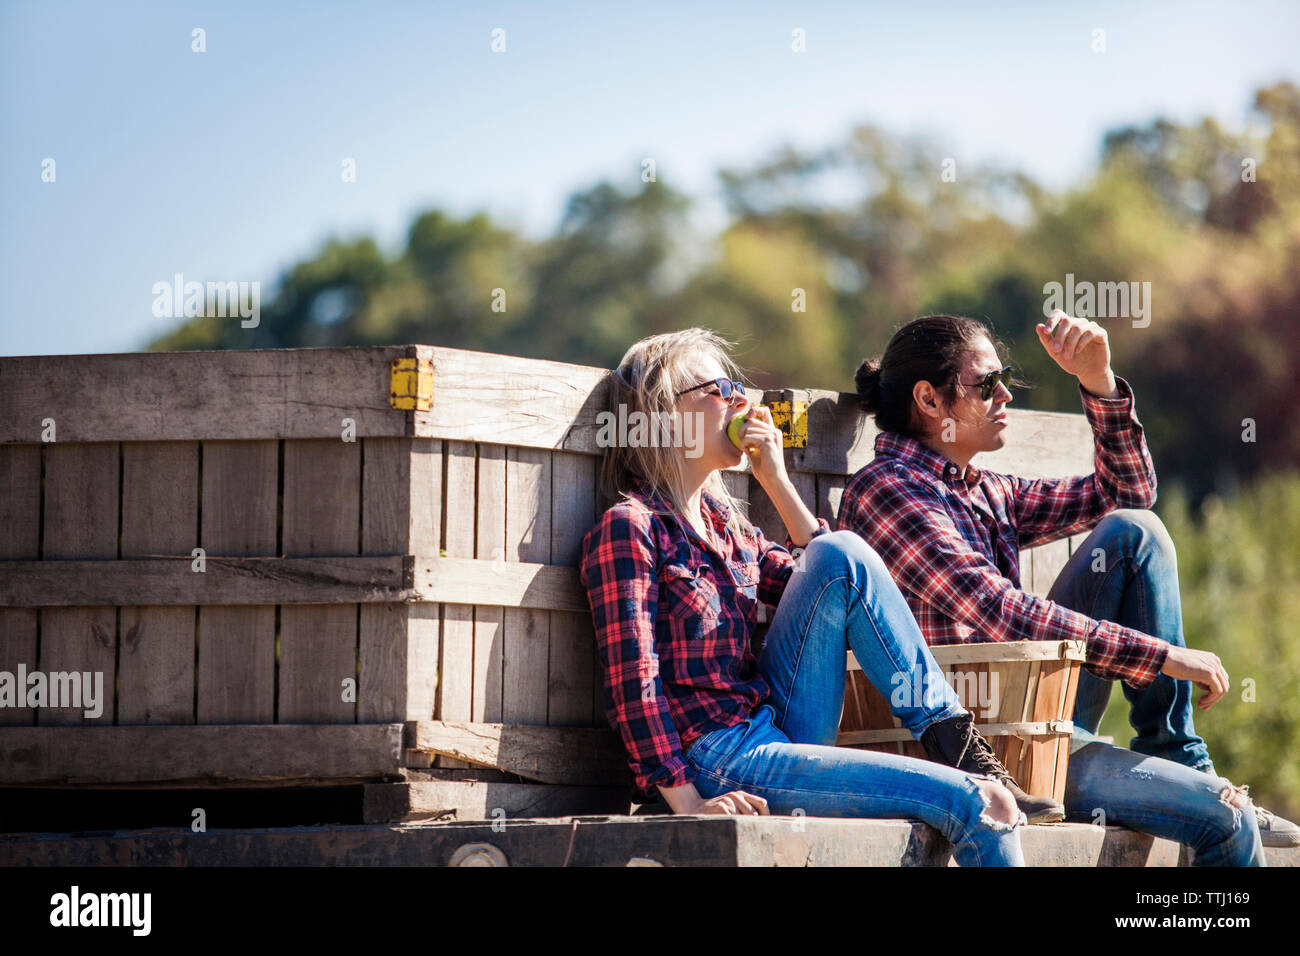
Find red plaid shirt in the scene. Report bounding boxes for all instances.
[579,479,829,802]
[838,376,1170,688]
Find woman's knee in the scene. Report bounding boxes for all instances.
[805,530,889,578]
[973,777,1023,830]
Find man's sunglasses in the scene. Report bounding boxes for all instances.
[676,378,747,406]
[959,365,1015,401]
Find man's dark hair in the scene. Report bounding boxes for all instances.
[855,314,1009,438]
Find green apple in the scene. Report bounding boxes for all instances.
[727,410,750,449]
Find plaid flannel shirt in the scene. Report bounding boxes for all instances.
[837,376,1170,688]
[579,479,830,803]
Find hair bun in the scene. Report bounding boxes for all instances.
[855,358,884,412]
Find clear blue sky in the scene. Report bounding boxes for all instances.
[2,0,1296,356]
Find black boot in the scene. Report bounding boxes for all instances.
[920,712,1065,824]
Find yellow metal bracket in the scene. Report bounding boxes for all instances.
[390,357,434,411]
[768,400,809,449]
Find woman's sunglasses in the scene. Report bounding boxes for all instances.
[676,377,747,407]
[959,365,1015,401]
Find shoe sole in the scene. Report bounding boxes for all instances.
[1261,835,1300,848]
[1023,807,1067,824]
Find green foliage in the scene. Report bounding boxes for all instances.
[1098,474,1300,817]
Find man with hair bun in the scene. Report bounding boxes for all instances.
[839,309,1296,862]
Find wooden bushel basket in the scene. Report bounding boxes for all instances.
[837,640,1086,805]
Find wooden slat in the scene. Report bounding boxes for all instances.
[416,556,585,616]
[197,436,278,725]
[197,607,276,723]
[503,448,552,725]
[719,470,750,515]
[838,720,1072,745]
[362,779,628,823]
[1028,537,1071,597]
[816,473,846,526]
[0,610,38,726]
[361,437,413,555]
[746,475,782,542]
[439,443,477,715]
[0,347,414,444]
[1030,661,1072,797]
[1,555,417,607]
[1056,654,1083,794]
[358,603,414,722]
[0,444,41,726]
[40,443,118,726]
[0,444,41,560]
[994,659,1031,725]
[473,444,507,724]
[119,441,198,724]
[199,439,279,556]
[360,436,442,556]
[2,346,1094,475]
[436,441,477,767]
[413,348,610,453]
[848,640,1085,669]
[782,386,1095,479]
[1023,659,1042,724]
[41,443,118,560]
[747,470,815,545]
[935,640,1085,664]
[954,661,986,712]
[1002,733,1026,785]
[279,440,360,723]
[548,452,597,726]
[792,471,817,535]
[409,604,441,722]
[359,437,441,722]
[0,724,404,785]
[405,720,629,787]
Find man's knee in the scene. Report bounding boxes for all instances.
[1195,777,1261,863]
[1219,780,1249,811]
[1096,508,1177,563]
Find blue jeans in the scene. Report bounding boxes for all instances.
[1049,510,1263,866]
[684,532,1025,867]
[1049,509,1211,770]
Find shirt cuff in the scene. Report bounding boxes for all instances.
[639,753,696,803]
[1079,374,1136,422]
[786,517,831,552]
[1107,627,1170,690]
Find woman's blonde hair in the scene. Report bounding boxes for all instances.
[600,328,750,538]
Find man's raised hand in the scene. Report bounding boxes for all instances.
[1035,309,1117,398]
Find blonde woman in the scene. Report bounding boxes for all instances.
[578,328,1044,866]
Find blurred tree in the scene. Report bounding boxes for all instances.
[145,84,1300,502]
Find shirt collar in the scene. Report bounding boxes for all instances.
[626,477,733,529]
[873,431,983,487]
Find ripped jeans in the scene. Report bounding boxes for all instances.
[1051,510,1264,866]
[684,531,1026,867]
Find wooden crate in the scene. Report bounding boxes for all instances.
[837,641,1087,804]
[0,345,1095,815]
